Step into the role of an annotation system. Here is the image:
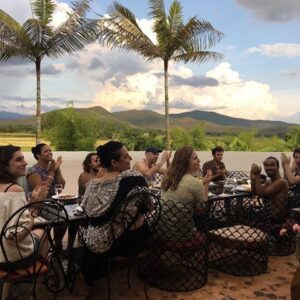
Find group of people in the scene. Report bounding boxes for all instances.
[1,141,300,291]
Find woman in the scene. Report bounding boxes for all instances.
[27,143,65,197]
[160,145,211,240]
[79,141,149,285]
[0,145,48,299]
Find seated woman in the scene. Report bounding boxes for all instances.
[79,141,149,285]
[0,145,48,299]
[27,143,65,198]
[159,145,211,241]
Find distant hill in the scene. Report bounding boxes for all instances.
[0,106,298,136]
[0,111,31,120]
[170,110,295,129]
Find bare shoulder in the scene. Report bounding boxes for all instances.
[8,184,24,192]
[133,160,146,170]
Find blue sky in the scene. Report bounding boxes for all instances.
[0,0,299,123]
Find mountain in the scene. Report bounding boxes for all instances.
[0,111,31,120]
[0,106,298,136]
[170,110,296,128]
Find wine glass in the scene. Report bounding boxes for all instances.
[54,184,63,201]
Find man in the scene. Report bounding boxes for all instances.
[281,148,300,187]
[251,156,288,223]
[78,152,103,196]
[133,147,171,186]
[202,146,227,182]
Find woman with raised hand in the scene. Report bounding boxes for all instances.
[27,143,65,198]
[0,145,48,299]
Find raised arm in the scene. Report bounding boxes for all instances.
[281,153,300,184]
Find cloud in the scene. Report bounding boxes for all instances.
[170,75,219,87]
[42,64,65,75]
[281,69,300,77]
[91,61,278,120]
[236,0,300,22]
[247,43,300,57]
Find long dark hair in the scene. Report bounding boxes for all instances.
[161,145,194,191]
[31,143,47,160]
[96,141,123,169]
[82,152,97,172]
[0,145,21,184]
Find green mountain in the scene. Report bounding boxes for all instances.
[0,106,298,136]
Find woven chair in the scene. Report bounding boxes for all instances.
[206,194,271,276]
[84,190,161,300]
[138,200,208,293]
[269,189,300,256]
[227,170,249,180]
[0,200,69,299]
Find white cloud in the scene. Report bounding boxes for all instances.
[50,1,72,28]
[236,0,300,22]
[247,43,300,57]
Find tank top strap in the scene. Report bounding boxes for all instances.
[4,183,16,192]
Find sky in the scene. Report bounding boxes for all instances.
[0,0,300,123]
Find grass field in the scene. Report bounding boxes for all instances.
[0,133,109,151]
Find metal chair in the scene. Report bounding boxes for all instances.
[138,200,208,293]
[83,190,161,300]
[0,200,69,299]
[227,170,249,180]
[206,194,271,276]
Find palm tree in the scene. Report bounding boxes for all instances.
[0,0,98,143]
[99,0,223,149]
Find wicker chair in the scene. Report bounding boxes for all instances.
[138,200,208,292]
[206,194,271,276]
[0,200,69,299]
[82,190,161,300]
[269,189,300,256]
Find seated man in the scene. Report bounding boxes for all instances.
[202,146,227,182]
[133,147,171,186]
[250,156,288,224]
[281,148,300,189]
[78,152,104,197]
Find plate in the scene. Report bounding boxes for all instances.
[51,194,78,201]
[234,185,251,192]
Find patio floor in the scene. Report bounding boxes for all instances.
[37,254,298,300]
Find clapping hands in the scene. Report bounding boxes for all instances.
[47,156,63,173]
[250,163,261,179]
[30,182,49,201]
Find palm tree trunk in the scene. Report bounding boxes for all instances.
[35,59,41,144]
[164,60,170,150]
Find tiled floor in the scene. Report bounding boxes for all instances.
[37,254,299,300]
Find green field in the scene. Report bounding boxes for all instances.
[0,133,108,151]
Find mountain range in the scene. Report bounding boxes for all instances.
[0,107,298,136]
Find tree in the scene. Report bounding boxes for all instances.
[171,127,192,149]
[44,108,97,150]
[190,123,207,150]
[0,0,98,143]
[99,0,223,149]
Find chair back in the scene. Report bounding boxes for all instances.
[227,170,249,180]
[0,200,68,281]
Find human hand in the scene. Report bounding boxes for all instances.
[280,153,290,166]
[31,182,49,201]
[217,168,226,176]
[250,163,261,179]
[165,151,172,161]
[204,171,212,185]
[47,159,56,173]
[292,223,300,233]
[55,156,63,171]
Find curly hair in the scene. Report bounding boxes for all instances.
[161,145,194,191]
[96,141,123,169]
[0,145,21,183]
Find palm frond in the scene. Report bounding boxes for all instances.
[172,50,223,63]
[168,1,183,34]
[148,0,166,21]
[32,0,55,24]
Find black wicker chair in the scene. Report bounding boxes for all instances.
[0,200,69,299]
[138,200,208,293]
[268,188,300,256]
[82,190,161,300]
[227,170,249,180]
[206,194,271,276]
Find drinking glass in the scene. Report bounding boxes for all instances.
[54,184,63,201]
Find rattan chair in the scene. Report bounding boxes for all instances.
[0,200,69,299]
[206,194,271,276]
[138,200,208,293]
